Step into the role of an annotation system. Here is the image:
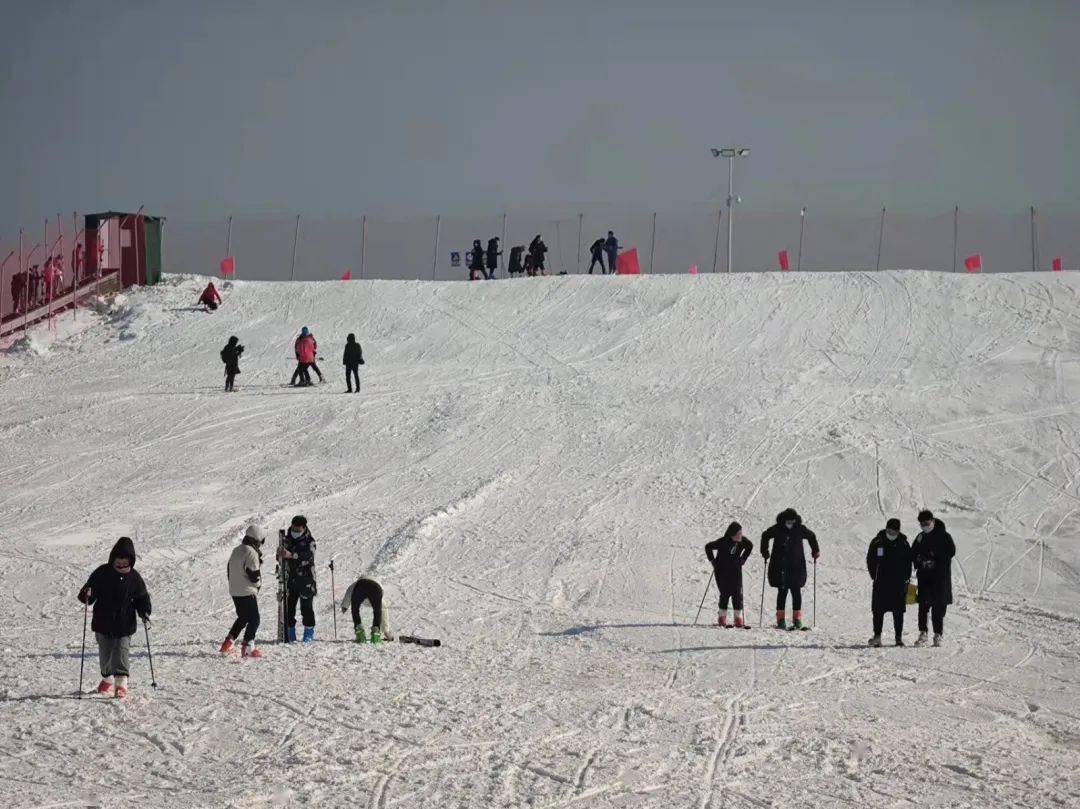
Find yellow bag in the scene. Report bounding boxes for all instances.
[905,582,918,605]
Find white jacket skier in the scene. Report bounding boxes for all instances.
[227,528,263,597]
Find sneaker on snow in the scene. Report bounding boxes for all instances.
[370,628,382,645]
[241,643,263,659]
[114,676,129,699]
[219,637,234,655]
[286,626,297,643]
[914,632,929,647]
[302,627,314,643]
[96,679,113,694]
[868,635,883,647]
[932,633,942,647]
[354,626,367,644]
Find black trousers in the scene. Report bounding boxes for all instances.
[873,609,905,639]
[588,255,605,274]
[291,363,311,385]
[286,591,315,628]
[204,300,219,311]
[918,603,946,634]
[346,365,360,392]
[776,587,802,611]
[606,251,617,272]
[228,595,260,642]
[225,371,237,391]
[310,362,324,381]
[351,579,383,628]
[718,589,744,611]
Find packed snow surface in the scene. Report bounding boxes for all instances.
[2,272,1080,808]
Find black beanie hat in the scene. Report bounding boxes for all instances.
[917,509,934,523]
[291,515,307,528]
[886,518,901,531]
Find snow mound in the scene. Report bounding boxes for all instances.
[5,332,48,356]
[4,271,1080,807]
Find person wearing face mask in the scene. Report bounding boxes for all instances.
[760,508,819,630]
[279,516,317,642]
[704,522,755,628]
[76,537,152,698]
[910,509,955,647]
[866,518,912,647]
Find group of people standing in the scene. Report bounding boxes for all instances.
[213,326,365,393]
[468,234,552,279]
[705,508,955,646]
[8,254,70,313]
[587,231,620,274]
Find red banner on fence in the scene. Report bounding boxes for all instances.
[778,250,790,272]
[616,248,641,275]
[964,254,982,273]
[1052,257,1063,272]
[220,256,235,277]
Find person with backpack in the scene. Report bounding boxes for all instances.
[705,521,754,628]
[866,518,912,647]
[220,525,266,658]
[220,336,244,392]
[199,280,223,311]
[76,537,152,698]
[760,508,820,629]
[279,515,317,642]
[485,237,501,279]
[340,574,392,644]
[588,238,607,274]
[911,509,956,647]
[343,333,365,393]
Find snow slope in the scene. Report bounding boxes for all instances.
[2,271,1080,808]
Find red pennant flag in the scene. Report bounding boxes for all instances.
[778,250,790,272]
[963,254,982,273]
[1052,257,1063,272]
[616,248,641,275]
[219,256,235,276]
[341,269,352,281]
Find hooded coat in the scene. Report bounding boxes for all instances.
[200,283,222,305]
[295,333,317,364]
[486,238,501,270]
[228,534,264,597]
[220,338,244,374]
[866,530,912,612]
[760,509,819,589]
[77,537,151,638]
[343,335,364,367]
[705,524,754,595]
[911,520,955,607]
[508,246,525,274]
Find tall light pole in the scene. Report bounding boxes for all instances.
[711,146,750,273]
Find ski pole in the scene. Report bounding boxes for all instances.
[329,560,338,640]
[758,561,768,629]
[143,619,158,689]
[78,596,88,699]
[692,570,715,625]
[813,558,817,629]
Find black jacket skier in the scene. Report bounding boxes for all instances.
[507,245,525,275]
[468,240,487,280]
[77,537,152,638]
[588,238,606,274]
[343,333,364,393]
[280,516,317,640]
[604,231,619,270]
[705,521,754,626]
[486,237,501,276]
[221,336,243,392]
[867,522,912,613]
[911,514,955,608]
[528,235,548,274]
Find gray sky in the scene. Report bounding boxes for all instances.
[2,0,1078,230]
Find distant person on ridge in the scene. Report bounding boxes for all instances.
[760,508,819,630]
[507,245,525,277]
[220,335,244,392]
[911,510,955,647]
[588,238,606,274]
[705,521,754,628]
[291,327,317,387]
[467,240,487,281]
[604,231,619,273]
[486,237,501,279]
[523,254,535,277]
[343,333,365,393]
[528,235,548,275]
[199,280,222,311]
[866,518,912,647]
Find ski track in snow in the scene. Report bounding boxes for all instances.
[2,271,1080,807]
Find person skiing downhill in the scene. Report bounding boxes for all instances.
[705,522,754,628]
[343,333,365,393]
[279,516,317,642]
[866,518,912,647]
[76,537,152,698]
[340,575,392,644]
[220,336,244,392]
[760,508,819,629]
[911,509,955,647]
[221,525,266,658]
[588,238,607,274]
[291,327,318,387]
[199,281,223,311]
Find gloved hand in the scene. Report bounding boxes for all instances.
[812,551,820,560]
[142,617,152,630]
[761,551,770,560]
